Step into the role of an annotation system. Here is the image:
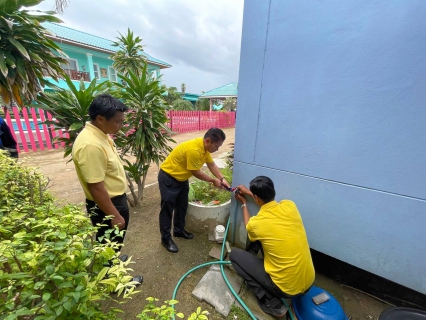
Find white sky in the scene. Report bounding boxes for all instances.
[33,0,244,94]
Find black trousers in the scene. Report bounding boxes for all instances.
[86,193,129,252]
[230,246,298,302]
[158,169,189,241]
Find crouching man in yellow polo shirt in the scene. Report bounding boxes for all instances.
[159,128,230,253]
[72,94,142,285]
[231,176,315,317]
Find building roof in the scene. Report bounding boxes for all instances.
[42,22,171,69]
[199,82,238,98]
[183,93,200,102]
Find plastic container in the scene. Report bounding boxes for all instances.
[379,307,426,319]
[292,286,348,320]
[214,225,225,242]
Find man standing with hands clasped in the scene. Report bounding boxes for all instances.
[72,94,142,286]
[158,127,230,253]
[231,176,315,317]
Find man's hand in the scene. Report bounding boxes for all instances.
[87,181,126,230]
[213,178,222,188]
[235,192,246,204]
[221,178,231,189]
[111,214,125,230]
[236,185,252,197]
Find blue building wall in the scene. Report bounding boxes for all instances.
[234,0,426,294]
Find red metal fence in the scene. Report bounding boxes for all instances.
[166,110,235,134]
[3,106,66,154]
[3,107,236,154]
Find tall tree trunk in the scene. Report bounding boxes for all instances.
[125,172,137,207]
[137,170,148,203]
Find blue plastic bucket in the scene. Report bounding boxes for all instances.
[292,286,348,320]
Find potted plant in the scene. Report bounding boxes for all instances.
[186,165,233,231]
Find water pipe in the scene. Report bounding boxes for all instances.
[172,193,296,320]
[172,200,257,319]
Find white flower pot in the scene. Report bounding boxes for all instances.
[186,200,231,231]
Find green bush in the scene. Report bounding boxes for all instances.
[188,167,233,205]
[0,152,138,319]
[137,298,209,320]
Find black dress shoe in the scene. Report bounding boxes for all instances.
[119,254,129,262]
[174,230,194,239]
[132,276,143,286]
[162,239,178,253]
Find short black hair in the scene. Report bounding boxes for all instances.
[249,176,276,203]
[204,127,226,143]
[88,94,128,121]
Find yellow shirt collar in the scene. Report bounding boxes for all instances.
[259,200,279,212]
[85,122,108,139]
[196,137,206,153]
[85,122,115,147]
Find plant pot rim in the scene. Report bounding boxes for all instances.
[188,199,231,208]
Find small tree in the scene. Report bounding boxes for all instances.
[111,28,146,77]
[181,83,186,97]
[195,97,210,111]
[112,66,174,206]
[110,28,175,206]
[37,76,111,158]
[222,97,237,111]
[163,86,182,107]
[172,99,193,110]
[0,0,67,108]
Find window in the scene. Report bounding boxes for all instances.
[60,58,78,71]
[93,63,100,79]
[108,66,117,82]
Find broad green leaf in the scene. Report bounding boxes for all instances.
[8,36,30,60]
[0,54,8,78]
[69,122,83,131]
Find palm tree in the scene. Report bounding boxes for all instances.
[110,30,174,206]
[37,77,111,158]
[110,29,146,77]
[112,65,174,206]
[0,0,67,107]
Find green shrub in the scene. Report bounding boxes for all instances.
[0,152,138,319]
[137,298,209,320]
[188,167,233,205]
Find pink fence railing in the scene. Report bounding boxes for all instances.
[3,107,236,154]
[3,106,66,154]
[166,110,236,134]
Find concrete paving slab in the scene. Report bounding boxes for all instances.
[192,265,243,317]
[208,229,215,241]
[209,244,223,260]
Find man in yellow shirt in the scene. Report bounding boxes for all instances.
[231,176,315,317]
[72,94,142,285]
[159,128,230,253]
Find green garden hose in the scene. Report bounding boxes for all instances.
[172,200,296,320]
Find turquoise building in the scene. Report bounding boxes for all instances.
[42,22,171,90]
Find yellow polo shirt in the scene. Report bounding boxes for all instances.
[72,122,127,200]
[160,137,214,181]
[247,200,315,295]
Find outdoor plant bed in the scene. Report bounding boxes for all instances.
[186,167,232,231]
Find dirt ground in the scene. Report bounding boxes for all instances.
[19,127,393,319]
